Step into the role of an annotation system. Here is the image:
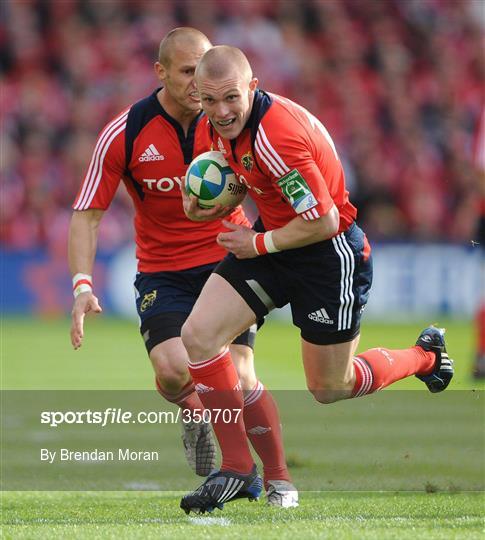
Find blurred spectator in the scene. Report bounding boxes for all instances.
[1,0,483,251]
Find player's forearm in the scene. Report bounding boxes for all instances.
[68,209,104,276]
[269,205,340,252]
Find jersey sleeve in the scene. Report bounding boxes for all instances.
[254,110,337,221]
[72,109,129,210]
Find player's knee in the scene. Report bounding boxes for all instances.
[155,366,188,393]
[181,318,211,360]
[151,354,189,393]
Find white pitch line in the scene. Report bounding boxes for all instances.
[123,481,161,490]
[188,516,232,526]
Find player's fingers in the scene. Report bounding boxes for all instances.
[189,204,228,220]
[216,233,233,248]
[70,315,84,349]
[183,194,200,218]
[71,330,82,349]
[206,203,231,216]
[186,198,217,221]
[188,194,199,208]
[90,296,103,313]
[197,206,225,221]
[74,310,85,331]
[221,220,240,230]
[217,229,236,242]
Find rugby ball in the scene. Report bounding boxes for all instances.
[185,151,246,208]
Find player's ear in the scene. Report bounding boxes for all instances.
[249,78,258,92]
[154,62,167,81]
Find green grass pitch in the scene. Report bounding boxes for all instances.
[1,316,484,539]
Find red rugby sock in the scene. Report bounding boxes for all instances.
[156,378,203,412]
[243,382,291,487]
[352,346,435,397]
[188,349,254,474]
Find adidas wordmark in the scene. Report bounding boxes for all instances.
[308,307,334,325]
[139,144,165,162]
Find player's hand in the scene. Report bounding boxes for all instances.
[181,182,233,221]
[70,292,102,350]
[217,220,258,259]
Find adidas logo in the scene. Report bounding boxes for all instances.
[377,347,394,364]
[194,383,214,394]
[139,144,165,162]
[441,353,454,372]
[308,307,334,325]
[247,426,272,435]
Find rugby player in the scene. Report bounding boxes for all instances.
[68,29,297,507]
[179,46,454,514]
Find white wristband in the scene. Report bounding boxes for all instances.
[252,233,259,255]
[252,231,280,255]
[263,231,279,253]
[73,283,93,298]
[72,273,93,298]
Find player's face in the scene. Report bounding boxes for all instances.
[197,73,258,139]
[156,43,210,114]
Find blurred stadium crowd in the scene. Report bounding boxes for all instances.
[1,0,483,253]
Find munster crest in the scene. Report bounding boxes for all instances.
[241,151,254,172]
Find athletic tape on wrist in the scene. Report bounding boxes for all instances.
[263,230,279,253]
[252,231,280,255]
[252,233,260,255]
[72,273,93,298]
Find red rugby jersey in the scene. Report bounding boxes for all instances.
[73,89,248,272]
[210,90,356,233]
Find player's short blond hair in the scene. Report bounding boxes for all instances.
[195,45,253,82]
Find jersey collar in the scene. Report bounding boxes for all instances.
[150,88,205,164]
